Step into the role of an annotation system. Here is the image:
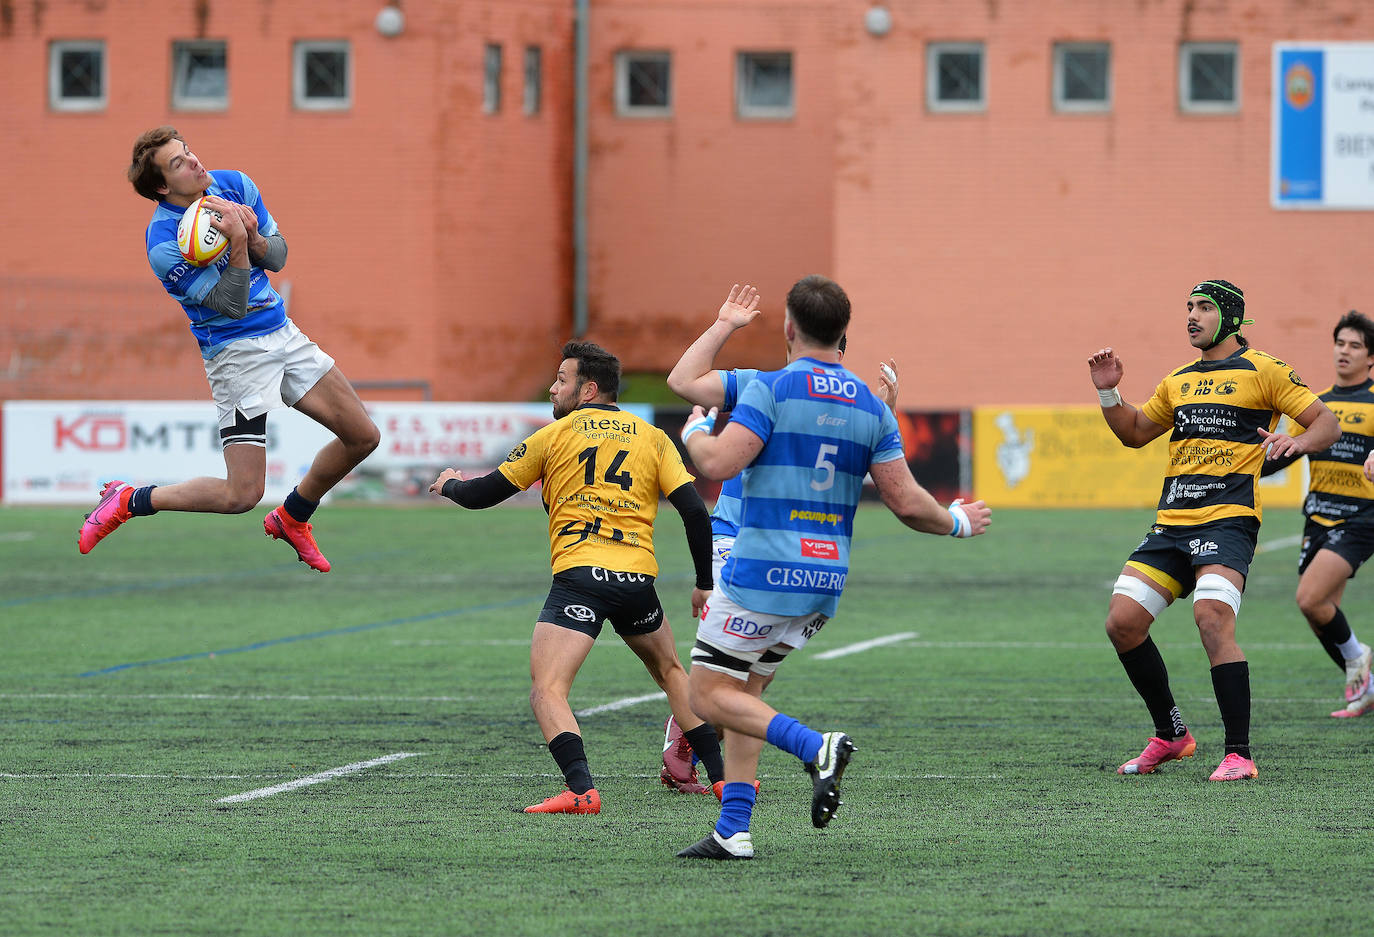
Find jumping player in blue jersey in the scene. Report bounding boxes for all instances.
[79,127,379,571]
[675,275,990,859]
[658,283,898,797]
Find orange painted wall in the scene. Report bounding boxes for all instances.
[2,0,1371,409]
[0,0,572,403]
[831,0,1374,408]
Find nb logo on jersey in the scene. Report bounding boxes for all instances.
[807,374,859,402]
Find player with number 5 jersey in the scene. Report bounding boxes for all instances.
[676,275,990,860]
[430,341,725,816]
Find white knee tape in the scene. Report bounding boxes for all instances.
[1193,573,1243,615]
[1112,575,1168,618]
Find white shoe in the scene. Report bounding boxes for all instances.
[1345,643,1372,704]
[1333,679,1374,719]
[676,830,754,859]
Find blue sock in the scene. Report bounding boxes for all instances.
[128,485,157,517]
[714,782,757,838]
[283,487,318,523]
[766,713,824,764]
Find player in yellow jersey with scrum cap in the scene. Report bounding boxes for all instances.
[430,341,722,814]
[1088,279,1340,782]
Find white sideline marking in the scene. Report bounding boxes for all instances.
[575,691,666,716]
[215,751,422,804]
[0,531,35,542]
[1256,533,1302,554]
[812,631,918,660]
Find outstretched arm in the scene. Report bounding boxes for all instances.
[869,458,990,537]
[1087,347,1170,448]
[666,482,715,618]
[665,283,762,407]
[429,468,521,509]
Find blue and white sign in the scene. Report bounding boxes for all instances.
[1272,43,1374,209]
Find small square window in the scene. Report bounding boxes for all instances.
[1054,42,1111,112]
[50,40,106,112]
[293,40,350,110]
[524,46,542,115]
[737,51,793,119]
[484,43,503,114]
[1180,42,1239,113]
[615,51,671,117]
[172,40,228,111]
[928,42,985,112]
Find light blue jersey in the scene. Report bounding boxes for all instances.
[719,357,903,617]
[144,170,288,360]
[710,367,760,539]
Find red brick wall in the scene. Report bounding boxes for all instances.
[2,0,1370,409]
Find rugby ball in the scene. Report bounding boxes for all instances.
[176,196,229,266]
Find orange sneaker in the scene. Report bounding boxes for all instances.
[712,780,761,801]
[1117,730,1197,775]
[78,480,134,554]
[263,506,331,572]
[1208,753,1258,781]
[523,788,601,814]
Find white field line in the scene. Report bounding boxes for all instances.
[0,531,35,542]
[1256,533,1302,554]
[573,630,921,714]
[812,631,918,660]
[574,691,666,716]
[215,751,422,804]
[0,769,1005,782]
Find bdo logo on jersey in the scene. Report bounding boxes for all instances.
[807,373,859,402]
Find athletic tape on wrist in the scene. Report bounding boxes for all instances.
[1097,387,1124,408]
[680,409,717,443]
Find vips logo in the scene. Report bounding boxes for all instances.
[723,615,774,640]
[807,373,859,402]
[800,538,839,560]
[54,414,222,452]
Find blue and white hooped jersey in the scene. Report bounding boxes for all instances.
[719,357,904,617]
[144,169,288,360]
[710,367,760,539]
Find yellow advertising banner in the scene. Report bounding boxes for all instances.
[972,406,1308,510]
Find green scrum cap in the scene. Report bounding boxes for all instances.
[1190,279,1253,348]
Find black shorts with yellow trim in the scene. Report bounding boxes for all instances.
[1298,519,1374,577]
[1125,517,1259,600]
[538,566,664,639]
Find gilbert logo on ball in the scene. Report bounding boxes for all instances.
[176,196,229,266]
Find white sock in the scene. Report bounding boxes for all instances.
[1338,636,1365,661]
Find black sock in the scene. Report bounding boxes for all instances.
[1118,637,1187,740]
[128,485,158,517]
[283,487,318,523]
[1211,661,1251,759]
[547,731,594,794]
[1316,608,1352,670]
[682,722,725,785]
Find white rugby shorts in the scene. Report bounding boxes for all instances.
[203,321,335,429]
[693,588,828,679]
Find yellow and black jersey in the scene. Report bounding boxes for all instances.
[1140,347,1320,526]
[497,404,694,576]
[1293,378,1374,526]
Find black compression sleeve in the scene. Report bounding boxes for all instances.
[667,482,714,590]
[440,471,520,509]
